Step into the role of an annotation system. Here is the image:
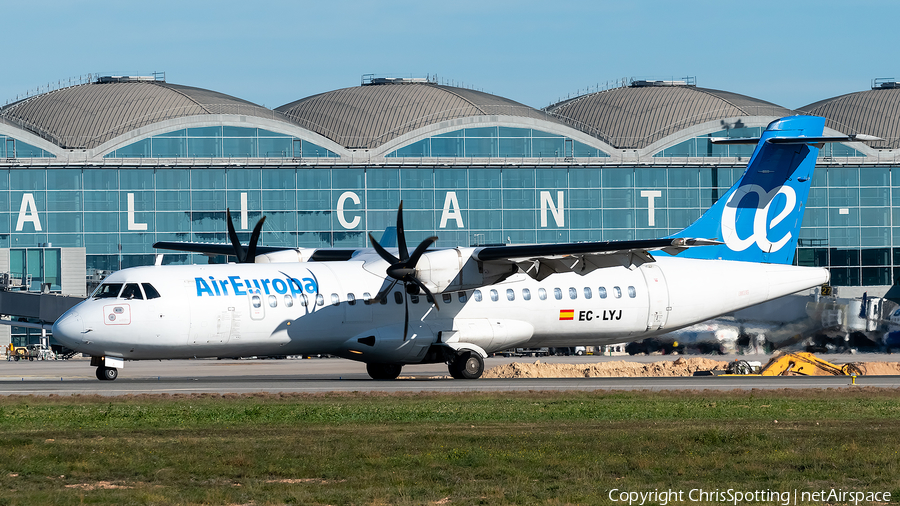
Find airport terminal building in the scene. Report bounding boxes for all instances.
[1,73,899,309]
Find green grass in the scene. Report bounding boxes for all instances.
[0,390,898,505]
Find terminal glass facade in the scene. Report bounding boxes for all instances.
[0,163,895,287]
[103,127,337,158]
[386,127,609,158]
[1,135,55,158]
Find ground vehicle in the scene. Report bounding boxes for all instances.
[6,344,56,361]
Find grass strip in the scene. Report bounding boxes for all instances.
[0,389,897,505]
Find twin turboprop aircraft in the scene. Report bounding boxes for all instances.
[54,116,852,380]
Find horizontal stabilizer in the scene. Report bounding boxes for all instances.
[711,133,882,145]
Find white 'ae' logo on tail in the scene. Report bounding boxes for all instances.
[721,184,796,252]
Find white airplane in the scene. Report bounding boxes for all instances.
[53,116,853,381]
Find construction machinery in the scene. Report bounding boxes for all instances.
[725,352,865,376]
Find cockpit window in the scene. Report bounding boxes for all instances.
[142,283,161,299]
[121,283,143,300]
[93,283,123,299]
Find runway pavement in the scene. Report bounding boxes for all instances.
[1,354,898,395]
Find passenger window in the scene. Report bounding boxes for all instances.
[379,295,388,305]
[568,287,577,300]
[584,287,592,299]
[474,290,483,302]
[300,294,308,306]
[410,294,419,304]
[458,291,467,303]
[506,288,515,301]
[251,295,262,308]
[598,287,607,299]
[331,293,340,306]
[628,286,637,298]
[284,295,294,307]
[490,289,499,302]
[426,294,434,304]
[522,288,531,301]
[94,283,123,299]
[362,292,372,305]
[121,283,143,300]
[442,293,452,304]
[538,288,547,300]
[613,286,622,299]
[268,295,278,308]
[554,288,562,300]
[141,283,161,299]
[316,294,324,306]
[347,293,356,305]
[394,291,404,304]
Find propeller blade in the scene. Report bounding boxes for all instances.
[368,233,400,265]
[372,278,399,305]
[396,201,409,262]
[406,236,438,268]
[408,276,440,311]
[225,208,246,263]
[244,216,266,263]
[402,289,409,341]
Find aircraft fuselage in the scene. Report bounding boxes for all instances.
[53,255,828,365]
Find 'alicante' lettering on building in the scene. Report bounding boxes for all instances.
[10,190,668,234]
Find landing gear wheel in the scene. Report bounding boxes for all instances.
[448,351,484,379]
[96,367,118,381]
[366,363,403,380]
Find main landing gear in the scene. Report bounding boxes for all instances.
[95,366,118,381]
[448,350,484,380]
[364,350,485,380]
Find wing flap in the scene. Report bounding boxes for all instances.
[478,238,719,280]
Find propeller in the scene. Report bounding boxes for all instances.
[368,202,439,340]
[226,208,266,263]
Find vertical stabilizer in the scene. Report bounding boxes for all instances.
[670,115,825,264]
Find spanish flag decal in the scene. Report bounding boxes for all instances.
[559,309,575,320]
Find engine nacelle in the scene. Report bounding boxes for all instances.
[255,248,317,263]
[416,248,517,293]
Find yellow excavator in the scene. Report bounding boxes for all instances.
[725,352,865,376]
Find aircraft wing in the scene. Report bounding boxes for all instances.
[472,237,720,281]
[151,241,358,262]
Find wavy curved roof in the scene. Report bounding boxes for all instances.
[0,81,281,149]
[276,83,558,149]
[798,88,900,150]
[544,85,793,149]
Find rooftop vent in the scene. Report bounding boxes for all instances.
[630,77,695,88]
[96,72,165,84]
[873,78,900,89]
[361,74,437,86]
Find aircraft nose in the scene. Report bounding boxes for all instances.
[52,311,83,347]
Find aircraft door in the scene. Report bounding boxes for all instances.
[640,263,670,330]
[215,308,235,343]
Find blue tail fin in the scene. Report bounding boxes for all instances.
[669,115,825,264]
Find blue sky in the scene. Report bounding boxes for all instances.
[3,0,897,110]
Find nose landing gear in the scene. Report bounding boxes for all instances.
[95,366,118,381]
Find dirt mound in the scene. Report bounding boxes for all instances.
[483,358,900,378]
[483,357,729,379]
[855,362,900,375]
